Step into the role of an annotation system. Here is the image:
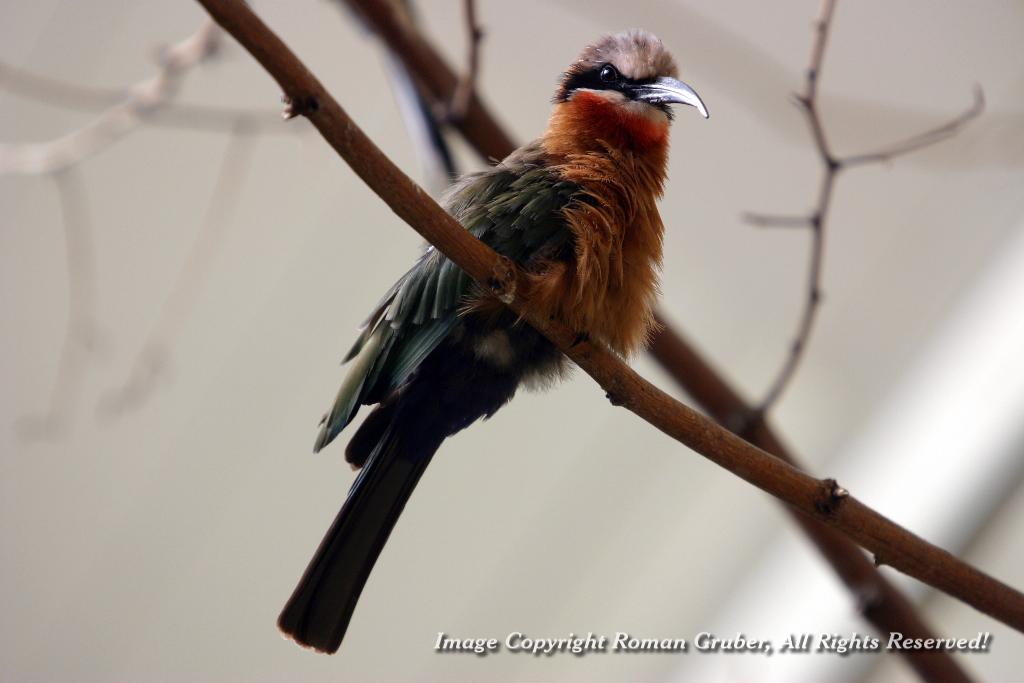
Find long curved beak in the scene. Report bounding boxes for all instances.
[631,77,709,119]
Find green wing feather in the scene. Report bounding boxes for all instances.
[313,144,579,452]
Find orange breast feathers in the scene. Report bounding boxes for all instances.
[533,95,672,356]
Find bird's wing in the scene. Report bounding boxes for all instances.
[313,147,579,452]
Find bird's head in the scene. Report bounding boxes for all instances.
[547,30,707,155]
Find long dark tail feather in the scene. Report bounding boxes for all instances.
[278,418,444,653]
[344,400,398,469]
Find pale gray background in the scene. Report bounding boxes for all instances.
[2,1,1022,681]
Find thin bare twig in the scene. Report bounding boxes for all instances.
[746,0,837,420]
[0,22,221,174]
[16,169,103,440]
[0,59,288,133]
[97,120,256,418]
[196,0,1024,637]
[741,213,812,228]
[843,86,985,167]
[747,0,983,420]
[447,0,483,121]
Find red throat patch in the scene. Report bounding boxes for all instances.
[564,91,669,152]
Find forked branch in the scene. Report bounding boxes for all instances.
[746,0,983,419]
[0,22,221,174]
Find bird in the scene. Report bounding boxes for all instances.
[278,29,708,654]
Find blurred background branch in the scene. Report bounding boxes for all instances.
[1,21,304,428]
[0,22,222,174]
[446,0,483,122]
[97,119,256,417]
[0,54,284,133]
[14,169,101,440]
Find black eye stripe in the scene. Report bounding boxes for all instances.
[555,63,660,102]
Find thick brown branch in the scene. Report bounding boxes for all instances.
[195,0,1024,643]
[647,320,974,682]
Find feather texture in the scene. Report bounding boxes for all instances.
[527,90,670,355]
[313,143,578,452]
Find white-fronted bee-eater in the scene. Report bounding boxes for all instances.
[279,29,709,654]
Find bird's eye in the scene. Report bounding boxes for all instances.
[599,64,619,83]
